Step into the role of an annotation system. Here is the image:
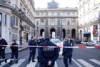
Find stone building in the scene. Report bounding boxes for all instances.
[34,0,78,39]
[78,0,100,41]
[0,0,35,44]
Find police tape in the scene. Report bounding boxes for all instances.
[0,45,100,48]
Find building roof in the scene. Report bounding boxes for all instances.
[35,7,78,11]
[48,0,58,9]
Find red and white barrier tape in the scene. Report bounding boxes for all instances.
[0,45,100,48]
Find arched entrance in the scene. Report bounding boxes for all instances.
[40,29,45,37]
[72,29,76,38]
[23,32,28,42]
[62,29,66,39]
[50,28,56,38]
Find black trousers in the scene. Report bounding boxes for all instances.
[39,62,54,67]
[63,55,72,67]
[0,49,5,59]
[29,49,36,62]
[11,50,18,60]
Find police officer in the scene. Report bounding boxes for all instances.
[37,36,45,45]
[37,36,45,63]
[70,38,75,46]
[38,36,59,67]
[0,36,8,64]
[10,40,18,63]
[70,38,75,63]
[28,37,37,63]
[62,37,73,67]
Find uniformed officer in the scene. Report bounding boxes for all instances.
[37,36,45,63]
[37,36,45,45]
[28,37,37,63]
[0,36,8,64]
[38,36,59,67]
[10,40,18,63]
[69,38,75,64]
[62,37,73,67]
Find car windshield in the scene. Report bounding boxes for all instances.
[50,39,61,43]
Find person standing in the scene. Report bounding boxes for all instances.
[28,37,37,63]
[38,36,59,67]
[37,36,45,45]
[0,37,8,64]
[62,37,73,67]
[37,36,45,63]
[69,38,75,64]
[10,40,18,63]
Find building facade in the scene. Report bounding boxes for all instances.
[78,0,100,41]
[0,0,35,44]
[34,0,78,39]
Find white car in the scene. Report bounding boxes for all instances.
[81,41,88,45]
[50,38,63,45]
[50,38,63,55]
[86,41,95,46]
[81,41,95,46]
[94,41,100,46]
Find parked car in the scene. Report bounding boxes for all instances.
[50,38,63,46]
[81,41,87,45]
[75,40,81,44]
[50,38,63,55]
[94,41,100,46]
[81,41,95,46]
[86,41,95,46]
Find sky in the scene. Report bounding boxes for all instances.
[34,0,79,8]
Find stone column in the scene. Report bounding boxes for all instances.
[45,17,49,37]
[57,17,61,38]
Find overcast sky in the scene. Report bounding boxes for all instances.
[34,0,79,8]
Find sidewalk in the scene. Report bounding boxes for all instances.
[5,41,28,54]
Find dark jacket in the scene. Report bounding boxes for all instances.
[62,40,72,56]
[28,39,37,50]
[38,38,59,64]
[0,38,8,50]
[37,38,45,45]
[10,42,18,51]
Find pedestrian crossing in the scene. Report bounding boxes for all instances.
[0,59,10,67]
[77,59,94,67]
[0,58,100,67]
[10,59,25,67]
[26,59,37,67]
[89,59,100,66]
